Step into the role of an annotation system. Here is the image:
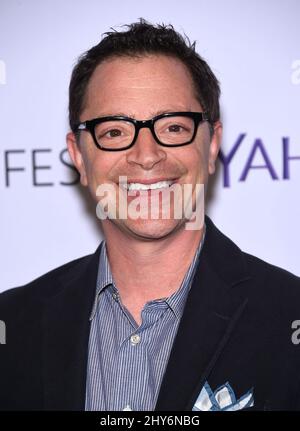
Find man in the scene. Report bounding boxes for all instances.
[0,19,300,411]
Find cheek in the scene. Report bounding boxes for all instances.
[184,145,208,180]
[83,158,111,203]
[81,151,106,186]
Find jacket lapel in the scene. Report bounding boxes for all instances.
[42,244,102,410]
[155,216,251,410]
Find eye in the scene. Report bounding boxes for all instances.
[97,128,123,140]
[167,124,185,133]
[95,120,134,141]
[165,123,192,134]
[105,129,122,138]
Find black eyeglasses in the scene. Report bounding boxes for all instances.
[74,111,210,151]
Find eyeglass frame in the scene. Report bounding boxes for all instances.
[74,111,210,151]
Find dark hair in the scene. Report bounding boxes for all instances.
[68,18,220,132]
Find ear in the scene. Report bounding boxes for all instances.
[66,132,88,186]
[208,121,222,175]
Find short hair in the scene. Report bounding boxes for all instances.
[68,18,220,133]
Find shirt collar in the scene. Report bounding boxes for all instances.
[89,223,206,321]
[89,241,114,320]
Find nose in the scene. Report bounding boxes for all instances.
[126,127,167,170]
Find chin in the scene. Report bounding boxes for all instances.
[121,218,184,240]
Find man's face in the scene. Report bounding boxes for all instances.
[67,54,221,240]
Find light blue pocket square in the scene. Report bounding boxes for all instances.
[192,381,254,411]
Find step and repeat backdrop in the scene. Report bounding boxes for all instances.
[1,0,299,291]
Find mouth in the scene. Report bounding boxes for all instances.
[118,178,179,192]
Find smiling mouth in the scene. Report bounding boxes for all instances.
[118,178,179,192]
[125,180,175,191]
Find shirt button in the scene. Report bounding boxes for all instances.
[112,292,118,301]
[130,334,141,345]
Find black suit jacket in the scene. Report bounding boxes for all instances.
[0,216,300,411]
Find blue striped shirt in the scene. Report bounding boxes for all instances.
[85,228,206,411]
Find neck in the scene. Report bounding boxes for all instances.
[101,220,204,305]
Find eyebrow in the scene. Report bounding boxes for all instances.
[96,108,191,119]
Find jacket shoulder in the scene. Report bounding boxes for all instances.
[204,216,300,302]
[0,252,95,313]
[243,251,300,286]
[240,251,300,314]
[205,215,300,287]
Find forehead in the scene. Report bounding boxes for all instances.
[82,55,200,118]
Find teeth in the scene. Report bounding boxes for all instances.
[126,180,173,191]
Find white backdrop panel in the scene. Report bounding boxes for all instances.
[0,0,299,291]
